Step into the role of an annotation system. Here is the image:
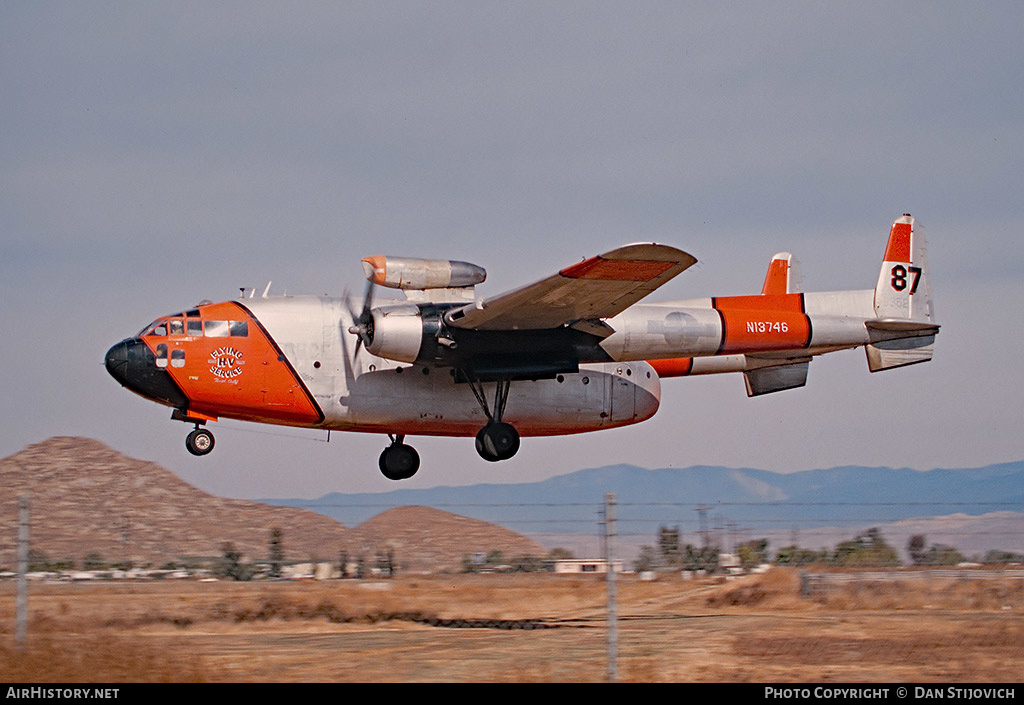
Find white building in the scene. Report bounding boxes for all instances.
[549,559,624,574]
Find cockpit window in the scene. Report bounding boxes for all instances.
[205,320,229,337]
[142,316,248,338]
[206,320,248,337]
[142,320,167,337]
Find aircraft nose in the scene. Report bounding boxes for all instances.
[104,340,131,386]
[103,337,188,408]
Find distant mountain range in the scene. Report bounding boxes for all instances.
[265,461,1024,552]
[6,437,1018,568]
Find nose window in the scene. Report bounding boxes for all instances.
[155,344,168,368]
[171,349,185,368]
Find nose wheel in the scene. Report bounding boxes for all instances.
[185,427,215,456]
[379,435,420,480]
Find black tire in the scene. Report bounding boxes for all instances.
[475,426,499,462]
[379,443,420,480]
[185,428,215,456]
[475,422,520,462]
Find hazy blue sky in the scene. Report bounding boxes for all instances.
[2,2,1022,498]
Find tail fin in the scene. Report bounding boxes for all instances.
[761,252,803,295]
[873,214,934,322]
[867,214,938,371]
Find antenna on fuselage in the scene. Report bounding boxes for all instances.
[262,281,272,298]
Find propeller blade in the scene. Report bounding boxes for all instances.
[344,279,376,353]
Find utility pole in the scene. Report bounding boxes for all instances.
[605,492,618,682]
[17,495,28,650]
[696,504,710,547]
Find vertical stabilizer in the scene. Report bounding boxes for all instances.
[761,252,803,295]
[873,214,933,323]
[867,214,938,371]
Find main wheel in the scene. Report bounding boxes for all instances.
[379,443,420,480]
[185,428,215,456]
[475,422,520,462]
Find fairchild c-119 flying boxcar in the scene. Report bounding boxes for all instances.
[105,215,937,480]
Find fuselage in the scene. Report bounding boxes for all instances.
[104,296,663,438]
[104,288,879,437]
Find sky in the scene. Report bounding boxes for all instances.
[2,2,1022,499]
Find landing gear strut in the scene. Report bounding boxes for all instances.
[185,426,215,456]
[467,378,521,462]
[379,434,420,480]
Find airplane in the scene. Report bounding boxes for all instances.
[104,214,937,480]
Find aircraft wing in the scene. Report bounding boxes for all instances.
[445,243,697,331]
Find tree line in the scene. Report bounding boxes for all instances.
[632,526,1022,573]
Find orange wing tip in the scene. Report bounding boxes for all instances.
[560,257,677,281]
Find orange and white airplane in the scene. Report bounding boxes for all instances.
[105,214,937,480]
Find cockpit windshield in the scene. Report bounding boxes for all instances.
[139,312,249,338]
[140,319,167,337]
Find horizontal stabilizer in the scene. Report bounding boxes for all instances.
[866,334,935,372]
[743,360,809,397]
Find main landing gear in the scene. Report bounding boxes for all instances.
[468,378,521,463]
[379,434,420,480]
[376,377,521,480]
[475,421,520,462]
[185,426,215,456]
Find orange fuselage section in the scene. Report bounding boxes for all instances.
[136,301,323,425]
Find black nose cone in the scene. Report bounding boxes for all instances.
[105,340,131,387]
[104,337,188,409]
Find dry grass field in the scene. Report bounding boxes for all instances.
[2,568,1023,683]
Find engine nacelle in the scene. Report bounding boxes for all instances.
[362,256,486,291]
[365,304,425,363]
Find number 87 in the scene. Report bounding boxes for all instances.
[890,264,922,294]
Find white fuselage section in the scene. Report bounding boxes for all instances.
[244,296,661,437]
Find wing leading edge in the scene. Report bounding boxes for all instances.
[445,243,697,331]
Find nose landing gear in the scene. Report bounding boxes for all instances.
[379,435,420,480]
[185,427,215,456]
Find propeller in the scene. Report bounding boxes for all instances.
[346,278,375,355]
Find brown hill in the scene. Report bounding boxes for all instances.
[0,437,352,568]
[0,437,545,573]
[350,505,546,573]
